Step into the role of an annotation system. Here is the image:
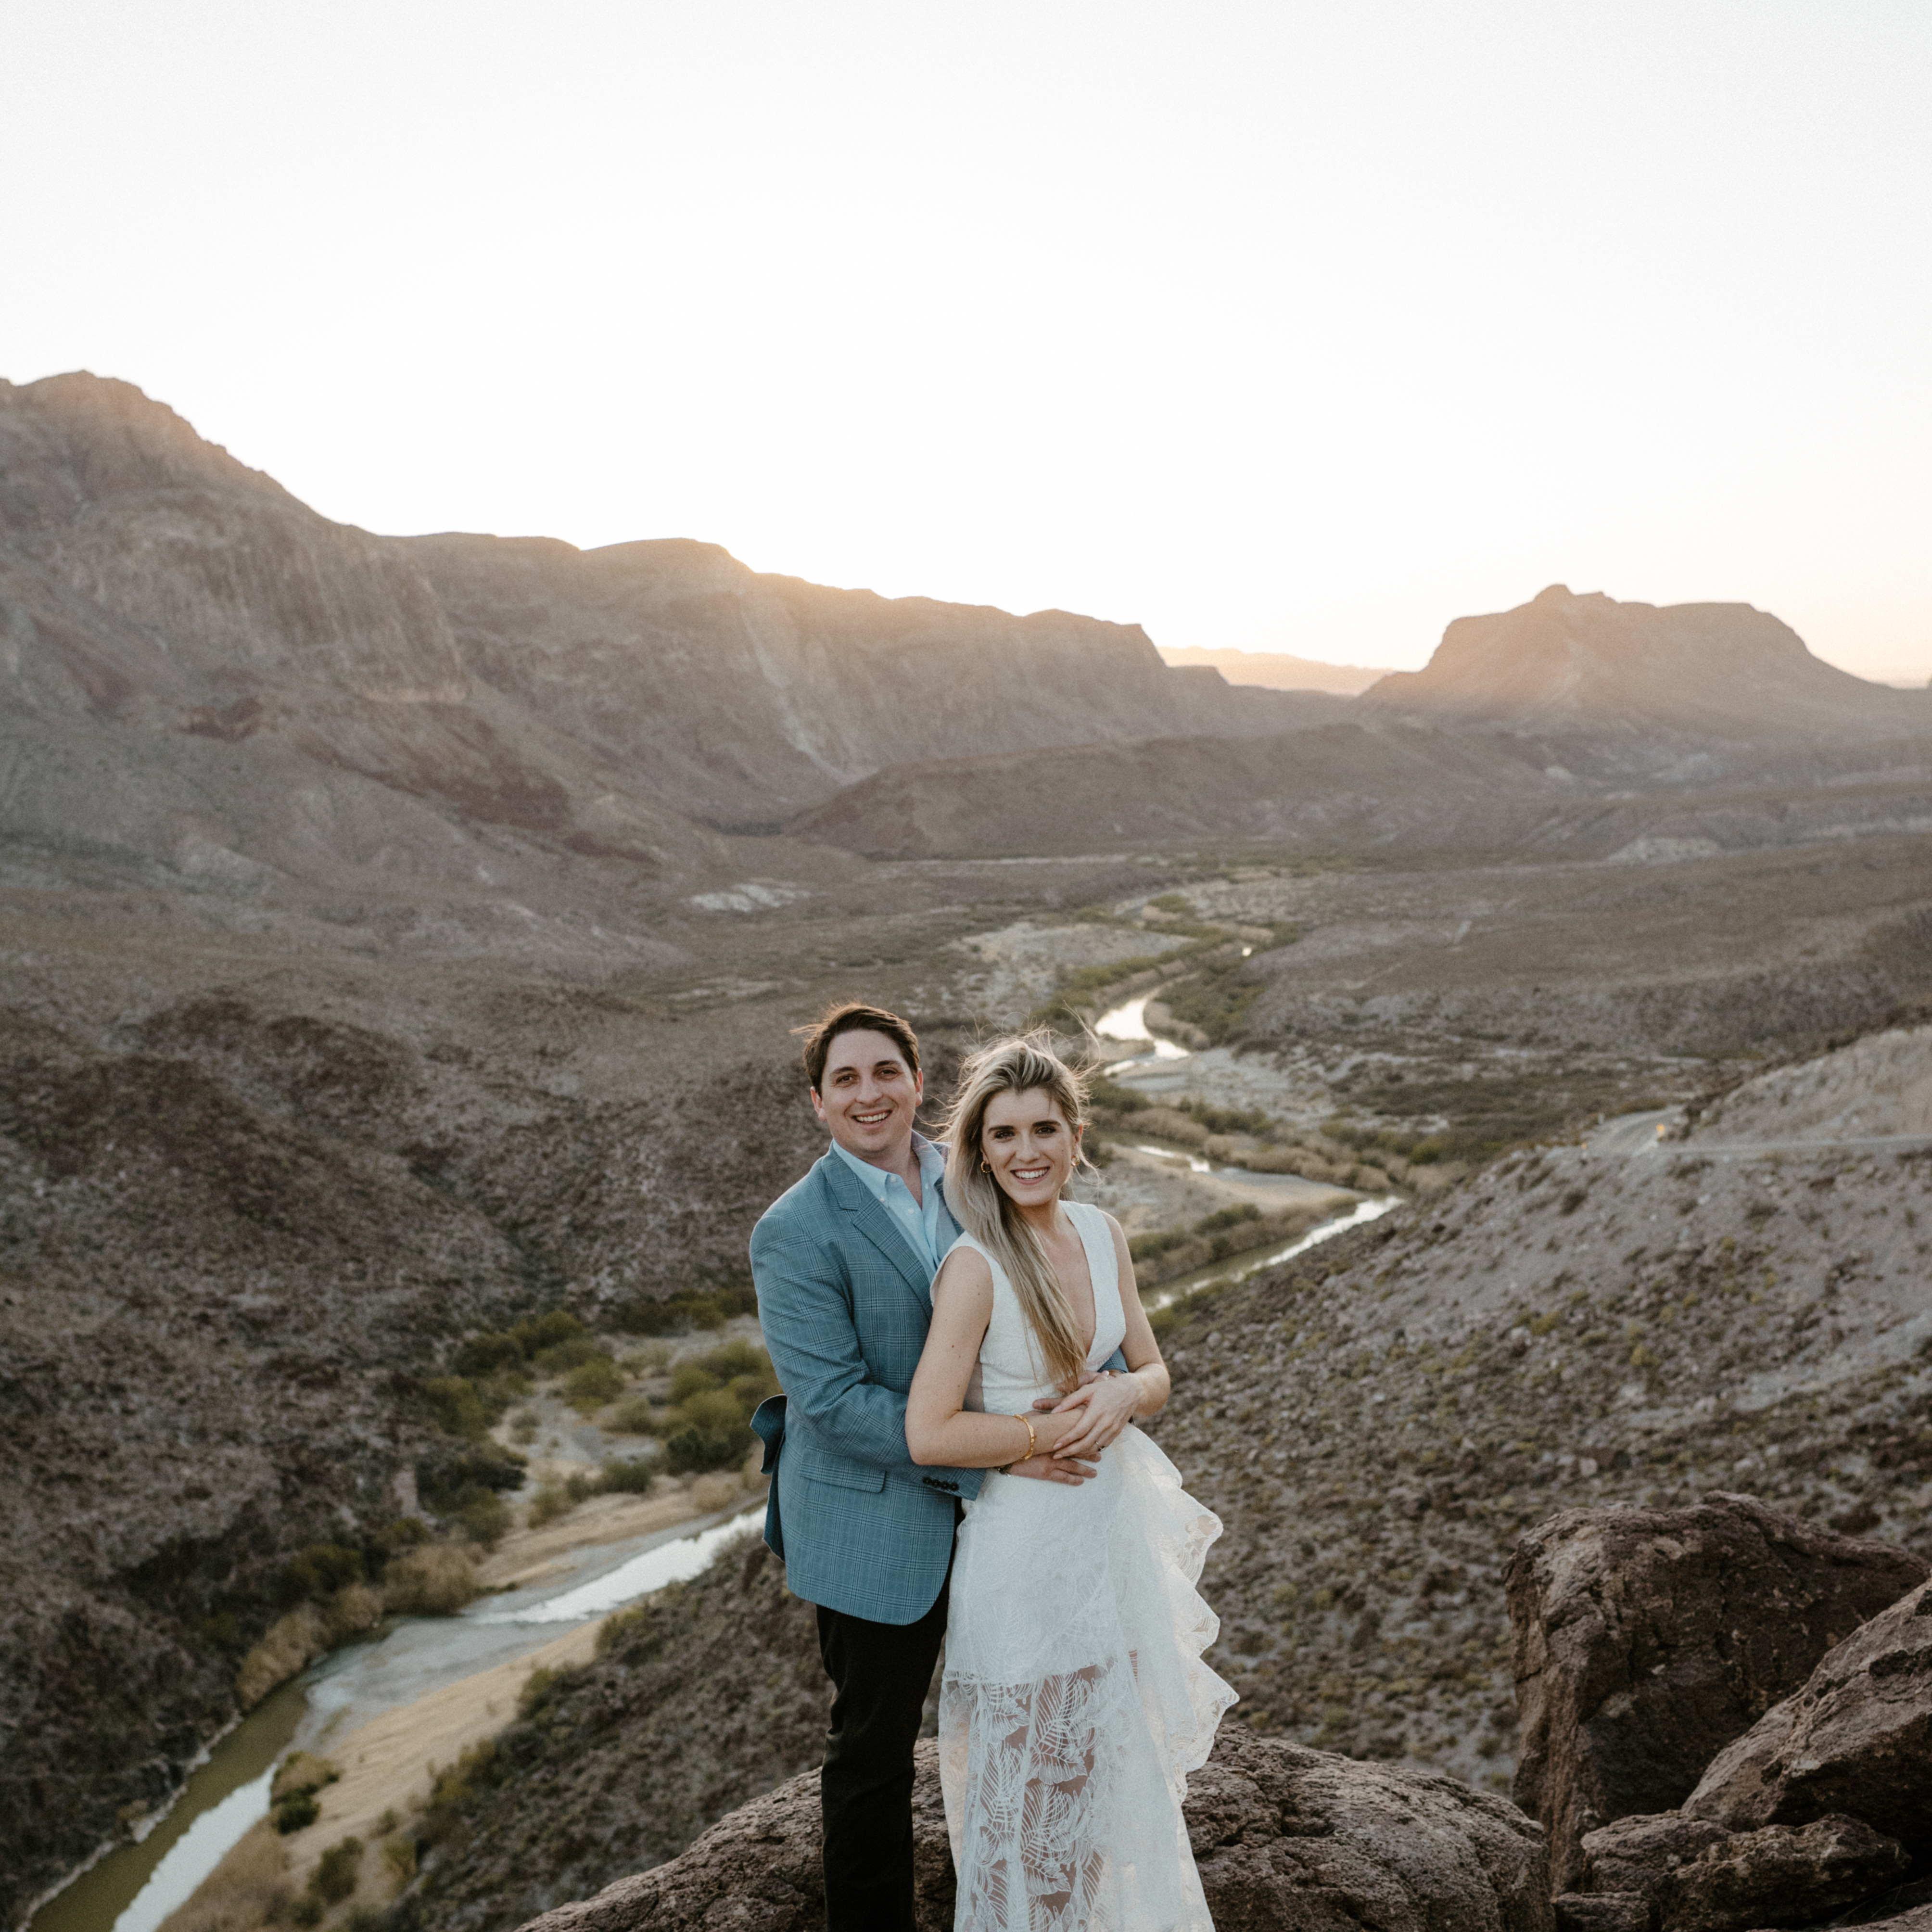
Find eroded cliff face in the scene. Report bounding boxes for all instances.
[0,371,1305,902]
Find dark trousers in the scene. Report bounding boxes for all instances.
[815,1573,950,1932]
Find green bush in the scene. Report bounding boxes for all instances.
[511,1309,587,1355]
[279,1544,363,1605]
[528,1335,601,1375]
[290,1895,324,1926]
[1194,1203,1261,1233]
[273,1792,319,1834]
[456,1491,510,1547]
[604,1396,661,1435]
[562,1356,627,1413]
[598,1456,657,1493]
[610,1284,755,1335]
[451,1331,524,1376]
[595,1601,664,1659]
[420,1376,491,1440]
[313,1837,364,1905]
[526,1485,573,1528]
[518,1665,564,1718]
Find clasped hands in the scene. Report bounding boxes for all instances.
[1006,1369,1142,1487]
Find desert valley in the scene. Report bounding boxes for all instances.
[5,371,1932,1932]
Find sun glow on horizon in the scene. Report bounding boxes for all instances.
[4,0,1929,686]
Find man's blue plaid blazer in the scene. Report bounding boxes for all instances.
[749,1144,982,1625]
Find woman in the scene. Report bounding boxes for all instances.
[906,1036,1234,1932]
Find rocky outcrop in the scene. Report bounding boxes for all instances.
[1687,1578,1932,1854]
[1362,585,1930,739]
[510,1729,1554,1932]
[1506,1494,1925,1886]
[1568,1813,1908,1932]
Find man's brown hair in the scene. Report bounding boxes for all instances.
[797,1001,922,1094]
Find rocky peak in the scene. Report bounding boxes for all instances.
[1363,586,1921,738]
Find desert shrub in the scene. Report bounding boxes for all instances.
[563,1469,603,1504]
[598,1455,657,1494]
[1179,1098,1276,1137]
[451,1331,523,1376]
[610,1284,755,1335]
[1088,1075,1149,1115]
[622,1342,673,1373]
[662,1410,749,1474]
[1159,958,1263,1043]
[381,1543,479,1615]
[346,1909,386,1932]
[511,1309,587,1355]
[416,1444,526,1514]
[368,1518,430,1562]
[509,1409,539,1443]
[517,1665,565,1718]
[533,1335,608,1376]
[603,1396,661,1435]
[455,1491,509,1547]
[278,1544,364,1606]
[381,1836,416,1886]
[561,1355,627,1413]
[273,1792,319,1834]
[595,1600,665,1659]
[419,1376,491,1440]
[290,1896,324,1926]
[313,1837,364,1906]
[526,1484,573,1529]
[418,1740,506,1848]
[1194,1203,1261,1233]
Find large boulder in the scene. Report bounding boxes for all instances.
[1687,1578,1932,1855]
[1506,1494,1925,1888]
[510,1729,1553,1932]
[1567,1812,1907,1932]
[1657,1817,1906,1932]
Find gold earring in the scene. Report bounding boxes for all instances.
[979,1159,991,1172]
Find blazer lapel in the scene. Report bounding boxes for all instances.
[818,1150,933,1311]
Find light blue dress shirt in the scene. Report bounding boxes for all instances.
[830,1132,958,1278]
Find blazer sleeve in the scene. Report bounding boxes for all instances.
[751,1209,981,1498]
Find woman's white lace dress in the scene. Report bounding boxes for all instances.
[938,1201,1235,1932]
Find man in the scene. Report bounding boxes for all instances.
[750,1002,1114,1932]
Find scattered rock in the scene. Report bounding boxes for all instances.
[1659,1816,1907,1932]
[510,1729,1554,1932]
[1507,1493,1925,1887]
[1687,1579,1932,1855]
[1581,1814,1732,1900]
[1555,1896,1654,1932]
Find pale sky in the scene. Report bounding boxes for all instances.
[4,0,1929,680]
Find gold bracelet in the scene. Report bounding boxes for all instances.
[1012,1413,1036,1463]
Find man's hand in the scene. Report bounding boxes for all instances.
[1006,1450,1100,1485]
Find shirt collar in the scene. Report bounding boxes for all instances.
[831,1132,946,1200]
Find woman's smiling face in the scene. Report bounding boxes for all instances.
[980,1086,1080,1208]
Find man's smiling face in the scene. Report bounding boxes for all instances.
[813,1028,924,1166]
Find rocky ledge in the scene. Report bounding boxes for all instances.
[511,1728,1553,1932]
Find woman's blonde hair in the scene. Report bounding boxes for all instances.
[941,1034,1093,1391]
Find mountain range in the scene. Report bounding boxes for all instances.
[5,371,1927,902]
